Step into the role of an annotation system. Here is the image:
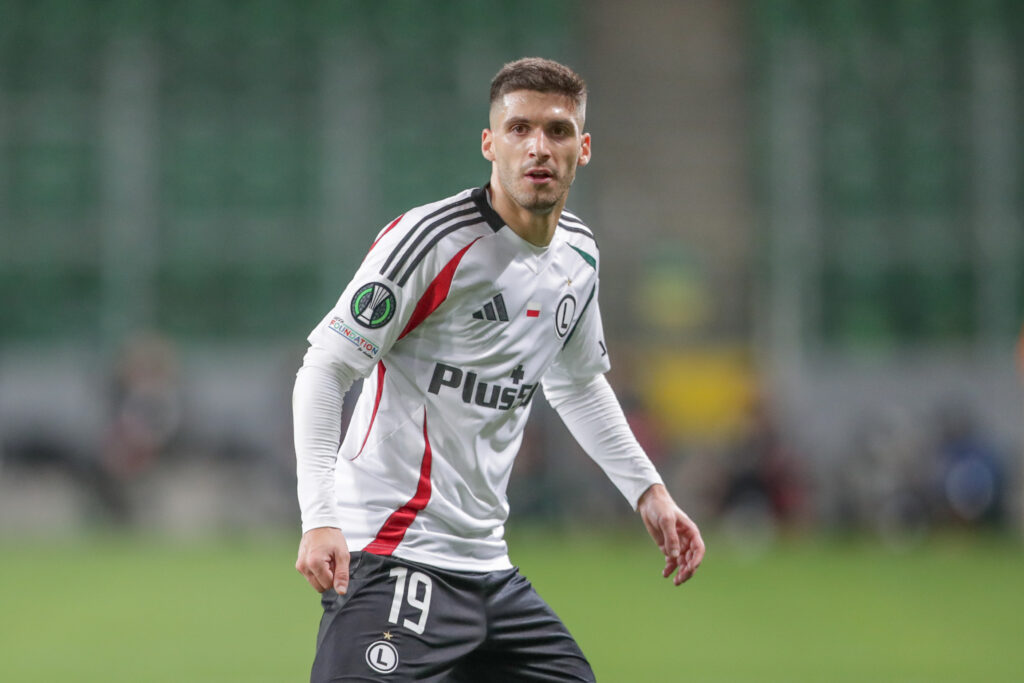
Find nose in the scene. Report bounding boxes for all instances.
[528,130,550,160]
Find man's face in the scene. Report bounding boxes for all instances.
[482,90,591,215]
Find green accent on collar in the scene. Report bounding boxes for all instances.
[569,245,596,270]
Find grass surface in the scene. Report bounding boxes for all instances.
[1,529,1021,682]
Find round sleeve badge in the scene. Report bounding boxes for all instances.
[351,282,397,329]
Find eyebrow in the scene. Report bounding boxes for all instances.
[504,115,577,129]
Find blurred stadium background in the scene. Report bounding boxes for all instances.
[1,0,1023,680]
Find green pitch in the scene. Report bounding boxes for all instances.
[0,529,1021,682]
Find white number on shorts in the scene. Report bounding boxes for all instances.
[387,567,432,635]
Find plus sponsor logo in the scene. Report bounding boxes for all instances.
[328,317,381,359]
[427,362,538,411]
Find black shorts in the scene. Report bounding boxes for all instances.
[311,552,595,682]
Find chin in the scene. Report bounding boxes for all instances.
[521,188,565,213]
[522,197,559,214]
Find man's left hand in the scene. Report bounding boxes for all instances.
[637,483,705,586]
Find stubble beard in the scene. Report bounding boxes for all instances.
[497,164,572,216]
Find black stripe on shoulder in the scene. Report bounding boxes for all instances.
[558,211,593,233]
[560,210,587,226]
[396,218,488,286]
[384,204,478,282]
[557,220,597,245]
[379,197,475,279]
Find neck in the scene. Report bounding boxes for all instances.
[487,179,562,247]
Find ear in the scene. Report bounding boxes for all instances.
[577,132,592,167]
[481,129,496,162]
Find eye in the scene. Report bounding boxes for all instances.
[510,123,529,135]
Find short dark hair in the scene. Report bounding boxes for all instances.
[489,57,587,115]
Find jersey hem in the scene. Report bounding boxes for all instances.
[358,545,514,572]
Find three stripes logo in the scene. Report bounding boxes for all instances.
[472,293,509,322]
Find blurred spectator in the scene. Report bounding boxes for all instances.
[102,331,183,479]
[930,401,1007,528]
[835,412,931,544]
[0,431,130,522]
[717,392,807,533]
[0,335,184,524]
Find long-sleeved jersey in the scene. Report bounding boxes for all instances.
[296,185,662,571]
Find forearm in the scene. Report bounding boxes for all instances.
[292,345,358,533]
[543,374,664,509]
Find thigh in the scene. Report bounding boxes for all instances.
[311,553,485,682]
[448,570,595,683]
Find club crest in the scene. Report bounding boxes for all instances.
[365,640,399,674]
[555,294,577,337]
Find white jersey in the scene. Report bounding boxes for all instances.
[305,186,632,571]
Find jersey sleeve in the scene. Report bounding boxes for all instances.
[306,212,454,378]
[542,373,664,508]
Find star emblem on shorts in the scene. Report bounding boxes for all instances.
[382,631,393,640]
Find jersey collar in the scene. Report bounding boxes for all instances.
[471,185,506,232]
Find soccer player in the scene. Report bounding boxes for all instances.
[293,57,704,681]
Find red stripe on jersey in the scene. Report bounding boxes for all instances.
[397,237,482,340]
[363,411,433,556]
[355,361,387,458]
[526,310,540,318]
[368,214,405,253]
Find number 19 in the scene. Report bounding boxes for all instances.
[388,567,432,635]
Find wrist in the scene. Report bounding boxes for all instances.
[638,483,669,509]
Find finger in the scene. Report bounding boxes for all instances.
[685,534,706,571]
[671,558,692,585]
[306,570,329,593]
[297,558,329,593]
[296,555,322,592]
[662,554,675,578]
[674,567,694,586]
[675,551,697,584]
[677,518,705,561]
[680,517,703,545]
[333,552,351,595]
[676,559,699,585]
[661,515,682,560]
[643,516,665,551]
[674,544,705,586]
[299,554,330,592]
[309,555,335,594]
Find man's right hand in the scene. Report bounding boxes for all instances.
[296,527,350,594]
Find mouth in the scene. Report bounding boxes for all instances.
[524,167,555,185]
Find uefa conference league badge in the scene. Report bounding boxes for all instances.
[351,282,397,329]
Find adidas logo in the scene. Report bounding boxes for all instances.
[472,293,509,322]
